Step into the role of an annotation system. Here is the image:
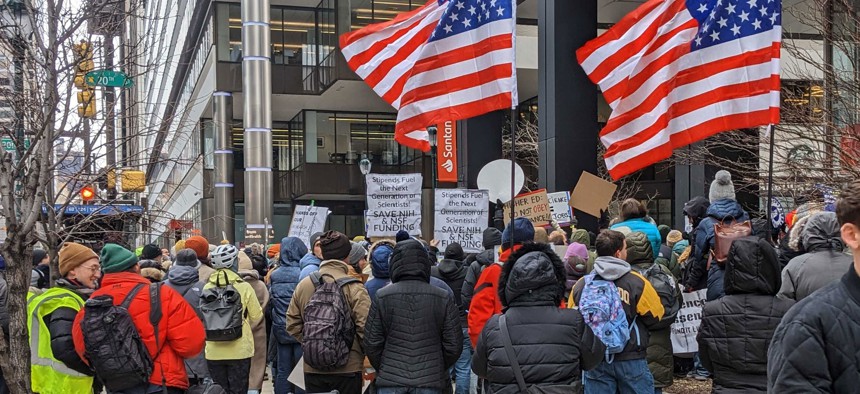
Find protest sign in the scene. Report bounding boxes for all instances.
[671,288,707,354]
[434,189,489,253]
[366,173,423,237]
[503,189,551,227]
[547,191,573,225]
[570,171,617,218]
[288,205,330,249]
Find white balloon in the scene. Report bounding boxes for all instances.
[477,159,525,204]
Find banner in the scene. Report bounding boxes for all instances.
[436,121,458,183]
[366,173,423,237]
[503,189,551,227]
[547,191,573,225]
[288,205,330,249]
[434,189,488,253]
[671,289,707,354]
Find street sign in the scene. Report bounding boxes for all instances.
[85,70,134,88]
[1,137,30,152]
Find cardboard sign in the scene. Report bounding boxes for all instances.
[547,191,573,225]
[503,189,551,227]
[366,173,423,237]
[436,121,458,183]
[434,189,489,253]
[570,171,617,218]
[671,289,707,354]
[288,205,330,249]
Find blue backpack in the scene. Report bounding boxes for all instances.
[578,274,640,363]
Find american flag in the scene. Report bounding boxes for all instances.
[340,0,518,152]
[579,0,781,180]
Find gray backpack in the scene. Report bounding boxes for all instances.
[199,271,245,341]
[301,271,360,370]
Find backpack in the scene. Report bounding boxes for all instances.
[634,264,680,330]
[81,283,161,391]
[199,271,245,341]
[301,271,360,371]
[577,274,639,363]
[710,217,752,267]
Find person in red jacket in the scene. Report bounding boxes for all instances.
[467,217,535,347]
[72,244,205,393]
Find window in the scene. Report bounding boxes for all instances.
[781,80,824,124]
[351,0,423,28]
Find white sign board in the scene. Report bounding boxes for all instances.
[288,205,330,249]
[366,173,423,237]
[548,191,573,225]
[434,189,489,253]
[671,289,707,354]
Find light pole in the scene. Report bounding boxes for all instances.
[359,157,371,234]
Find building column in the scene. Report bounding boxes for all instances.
[538,0,598,231]
[213,91,235,242]
[242,0,273,243]
[674,145,706,230]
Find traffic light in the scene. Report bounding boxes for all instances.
[80,185,96,202]
[73,41,96,118]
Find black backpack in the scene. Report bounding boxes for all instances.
[81,283,162,391]
[634,263,681,330]
[302,271,360,370]
[199,271,245,341]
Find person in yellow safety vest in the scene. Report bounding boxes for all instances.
[27,243,102,394]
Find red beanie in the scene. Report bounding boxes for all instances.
[185,235,210,260]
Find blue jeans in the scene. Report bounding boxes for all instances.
[584,358,654,394]
[452,328,472,394]
[376,388,442,394]
[273,326,304,394]
[693,353,709,377]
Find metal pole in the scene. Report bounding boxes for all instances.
[213,92,235,243]
[103,37,118,199]
[509,107,516,241]
[242,0,273,244]
[766,124,776,243]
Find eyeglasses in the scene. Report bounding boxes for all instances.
[81,264,101,274]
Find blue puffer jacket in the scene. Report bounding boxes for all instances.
[366,240,395,302]
[298,251,322,281]
[611,218,661,259]
[270,236,307,343]
[685,199,750,293]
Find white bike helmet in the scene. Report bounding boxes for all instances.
[211,244,239,270]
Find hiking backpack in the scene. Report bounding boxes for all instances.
[81,283,161,391]
[634,264,681,329]
[301,271,360,370]
[577,274,639,363]
[710,217,752,267]
[199,270,245,341]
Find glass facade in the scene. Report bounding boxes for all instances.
[350,0,424,28]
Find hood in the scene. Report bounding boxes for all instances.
[788,214,814,252]
[672,240,690,256]
[706,199,747,221]
[167,265,200,286]
[724,236,781,295]
[444,243,466,261]
[299,252,322,270]
[624,231,654,268]
[499,243,564,307]
[475,249,495,266]
[482,227,502,249]
[368,240,395,279]
[389,239,431,283]
[280,237,308,267]
[683,196,711,222]
[207,268,244,286]
[571,229,590,246]
[239,269,261,282]
[55,278,95,300]
[593,256,632,281]
[436,259,467,280]
[801,212,844,253]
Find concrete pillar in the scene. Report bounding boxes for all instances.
[241,0,273,243]
[538,0,598,231]
[213,91,235,242]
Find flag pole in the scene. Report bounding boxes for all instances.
[510,107,517,230]
[766,124,776,244]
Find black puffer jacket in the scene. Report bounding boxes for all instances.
[48,279,97,376]
[432,258,468,327]
[472,243,602,394]
[697,237,794,393]
[768,265,860,393]
[364,240,463,390]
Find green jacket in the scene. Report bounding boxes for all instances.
[204,269,264,361]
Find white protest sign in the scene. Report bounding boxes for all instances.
[434,189,489,253]
[548,191,573,225]
[671,288,707,354]
[288,205,330,249]
[366,173,423,237]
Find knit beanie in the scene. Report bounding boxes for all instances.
[533,227,549,244]
[502,217,536,247]
[141,244,161,260]
[309,232,324,249]
[709,170,736,202]
[395,230,411,243]
[174,249,200,269]
[59,242,99,276]
[564,242,588,262]
[667,230,684,248]
[267,244,280,259]
[185,236,210,260]
[33,248,48,266]
[100,243,139,273]
[320,231,351,261]
[174,239,186,252]
[238,251,253,271]
[347,242,367,268]
[482,228,502,249]
[658,225,671,244]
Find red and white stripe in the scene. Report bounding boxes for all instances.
[340,0,517,152]
[577,0,780,180]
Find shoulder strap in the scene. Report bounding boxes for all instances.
[120,284,146,309]
[309,271,322,288]
[336,277,361,287]
[499,314,528,392]
[149,283,168,393]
